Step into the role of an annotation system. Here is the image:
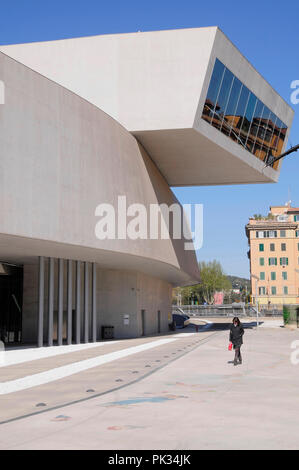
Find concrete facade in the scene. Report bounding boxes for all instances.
[0,27,294,345]
[0,27,294,186]
[0,47,197,343]
[22,262,172,343]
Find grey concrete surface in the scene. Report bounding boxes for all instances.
[1,28,293,186]
[0,320,298,450]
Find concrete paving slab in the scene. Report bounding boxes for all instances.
[0,323,298,450]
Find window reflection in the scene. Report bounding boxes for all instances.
[202,59,288,170]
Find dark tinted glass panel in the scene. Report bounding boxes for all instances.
[240,93,257,142]
[257,106,271,162]
[235,86,250,133]
[216,68,234,119]
[225,77,242,116]
[202,59,225,125]
[250,100,264,138]
[259,106,271,142]
[264,112,277,164]
[201,59,288,170]
[221,77,242,137]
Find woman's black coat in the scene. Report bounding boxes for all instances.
[229,324,244,348]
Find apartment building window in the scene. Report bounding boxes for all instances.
[259,244,264,252]
[280,257,289,266]
[297,243,299,251]
[271,286,277,295]
[280,230,286,237]
[268,257,277,266]
[270,243,275,252]
[260,258,265,266]
[282,271,288,280]
[256,231,264,238]
[271,272,276,281]
[258,231,278,238]
[294,215,299,222]
[281,243,286,251]
[259,287,266,295]
[296,231,299,238]
[260,272,265,281]
[283,286,288,295]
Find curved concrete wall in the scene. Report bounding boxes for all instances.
[0,50,200,286]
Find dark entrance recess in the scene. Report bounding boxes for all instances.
[0,263,23,344]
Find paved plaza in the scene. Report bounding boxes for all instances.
[0,319,298,450]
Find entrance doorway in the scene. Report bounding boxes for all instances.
[0,264,23,344]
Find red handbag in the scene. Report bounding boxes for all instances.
[228,342,233,351]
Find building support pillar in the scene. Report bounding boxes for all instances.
[92,263,97,342]
[84,262,89,343]
[48,257,54,347]
[67,260,73,345]
[76,261,81,344]
[58,259,64,346]
[38,256,45,348]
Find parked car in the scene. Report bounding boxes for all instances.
[172,313,190,329]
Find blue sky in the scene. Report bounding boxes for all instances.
[0,0,298,278]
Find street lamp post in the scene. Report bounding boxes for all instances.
[252,274,259,328]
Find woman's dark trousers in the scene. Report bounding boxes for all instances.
[234,347,242,365]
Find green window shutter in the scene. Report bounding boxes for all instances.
[286,258,289,266]
[275,258,277,266]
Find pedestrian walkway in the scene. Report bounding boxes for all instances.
[1,321,298,449]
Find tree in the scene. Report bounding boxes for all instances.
[195,260,231,305]
[172,260,232,305]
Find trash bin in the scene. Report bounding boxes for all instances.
[102,326,114,339]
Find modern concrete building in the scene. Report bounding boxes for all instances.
[0,27,294,346]
[246,204,299,307]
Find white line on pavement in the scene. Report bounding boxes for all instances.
[0,338,178,395]
[0,341,120,368]
[172,333,196,337]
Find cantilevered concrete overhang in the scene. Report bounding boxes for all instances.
[0,27,294,186]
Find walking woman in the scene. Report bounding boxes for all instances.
[229,317,244,366]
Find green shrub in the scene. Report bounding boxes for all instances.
[283,306,290,325]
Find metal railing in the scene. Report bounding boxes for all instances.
[172,304,283,318]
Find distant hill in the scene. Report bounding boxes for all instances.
[227,275,250,291]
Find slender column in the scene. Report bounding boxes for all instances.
[84,262,89,343]
[92,263,97,342]
[58,259,64,346]
[38,256,45,348]
[48,258,54,346]
[67,260,73,345]
[75,261,81,344]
